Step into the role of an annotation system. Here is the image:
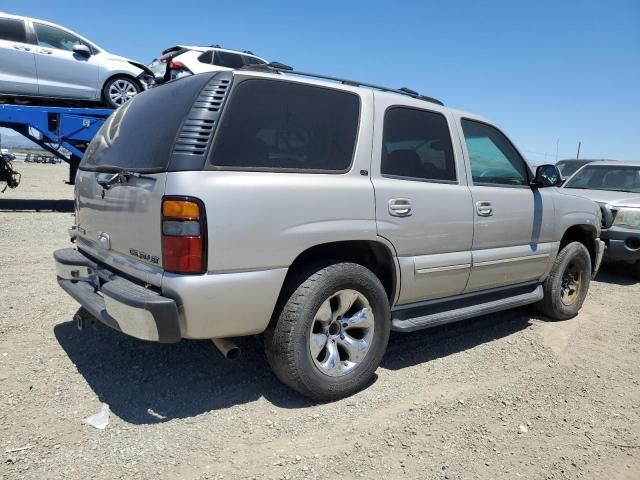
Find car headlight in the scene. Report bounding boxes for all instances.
[613,207,640,230]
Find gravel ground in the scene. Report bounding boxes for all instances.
[1,163,639,480]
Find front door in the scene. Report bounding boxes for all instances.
[372,101,474,305]
[31,22,99,100]
[0,17,38,95]
[459,118,555,292]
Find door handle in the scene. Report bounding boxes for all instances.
[13,45,31,51]
[36,49,53,55]
[476,201,493,217]
[389,198,412,217]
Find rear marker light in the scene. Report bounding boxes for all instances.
[162,198,206,274]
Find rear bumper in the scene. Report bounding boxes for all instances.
[54,248,181,343]
[601,227,640,263]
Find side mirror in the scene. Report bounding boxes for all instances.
[73,44,91,57]
[532,164,562,188]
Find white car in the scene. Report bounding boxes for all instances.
[149,45,267,83]
[0,12,153,108]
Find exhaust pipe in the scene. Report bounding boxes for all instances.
[211,338,241,360]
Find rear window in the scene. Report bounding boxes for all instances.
[209,79,360,172]
[0,18,27,43]
[81,73,219,172]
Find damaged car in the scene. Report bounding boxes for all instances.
[0,12,153,108]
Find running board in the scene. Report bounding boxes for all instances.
[391,285,543,332]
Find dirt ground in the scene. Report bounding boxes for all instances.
[1,163,639,480]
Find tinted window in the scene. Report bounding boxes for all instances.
[198,51,214,64]
[0,18,26,43]
[210,80,360,172]
[462,119,528,186]
[242,55,265,65]
[381,107,456,181]
[34,23,86,51]
[214,51,244,69]
[564,165,640,193]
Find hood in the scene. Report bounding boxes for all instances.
[561,188,640,208]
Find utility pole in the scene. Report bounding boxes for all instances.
[576,141,581,160]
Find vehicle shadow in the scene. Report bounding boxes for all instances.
[0,199,74,212]
[593,263,637,286]
[54,320,313,425]
[382,308,532,371]
[54,307,533,425]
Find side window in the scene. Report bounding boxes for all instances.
[209,79,360,172]
[214,51,245,69]
[0,18,27,43]
[33,23,85,51]
[242,55,265,66]
[197,51,214,64]
[461,119,528,186]
[381,107,456,182]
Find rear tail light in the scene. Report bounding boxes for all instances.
[161,197,207,274]
[169,60,185,69]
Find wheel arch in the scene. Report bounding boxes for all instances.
[560,224,598,271]
[280,239,399,305]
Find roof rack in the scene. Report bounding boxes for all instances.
[240,62,444,106]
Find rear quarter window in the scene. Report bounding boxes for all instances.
[0,18,27,43]
[209,79,360,172]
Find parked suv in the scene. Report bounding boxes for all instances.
[54,68,604,400]
[0,12,153,107]
[148,45,266,83]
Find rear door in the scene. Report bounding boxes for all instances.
[459,118,556,291]
[372,97,474,305]
[0,17,38,95]
[30,22,99,100]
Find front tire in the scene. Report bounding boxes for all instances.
[537,241,591,320]
[102,76,140,108]
[265,262,391,401]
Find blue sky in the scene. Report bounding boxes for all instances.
[2,0,639,161]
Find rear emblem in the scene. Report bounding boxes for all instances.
[98,232,111,250]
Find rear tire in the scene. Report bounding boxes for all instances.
[537,242,591,320]
[102,76,140,108]
[265,262,391,401]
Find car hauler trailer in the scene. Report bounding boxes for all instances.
[0,104,112,189]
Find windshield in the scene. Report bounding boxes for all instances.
[556,160,589,177]
[564,165,640,193]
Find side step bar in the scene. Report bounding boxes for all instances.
[391,285,543,332]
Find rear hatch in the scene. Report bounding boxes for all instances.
[75,72,232,283]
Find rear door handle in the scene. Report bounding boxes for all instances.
[476,201,493,217]
[389,198,412,217]
[13,45,31,51]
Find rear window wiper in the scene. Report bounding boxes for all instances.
[96,170,143,190]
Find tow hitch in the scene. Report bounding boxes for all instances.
[73,307,96,331]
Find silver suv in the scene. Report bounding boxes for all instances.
[54,67,604,400]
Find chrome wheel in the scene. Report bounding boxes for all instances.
[107,78,138,107]
[309,289,375,377]
[560,260,584,306]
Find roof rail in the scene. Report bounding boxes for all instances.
[242,50,255,55]
[240,62,444,106]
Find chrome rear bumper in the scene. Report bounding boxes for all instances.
[54,248,181,342]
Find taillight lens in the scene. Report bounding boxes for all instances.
[169,60,185,69]
[162,197,206,274]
